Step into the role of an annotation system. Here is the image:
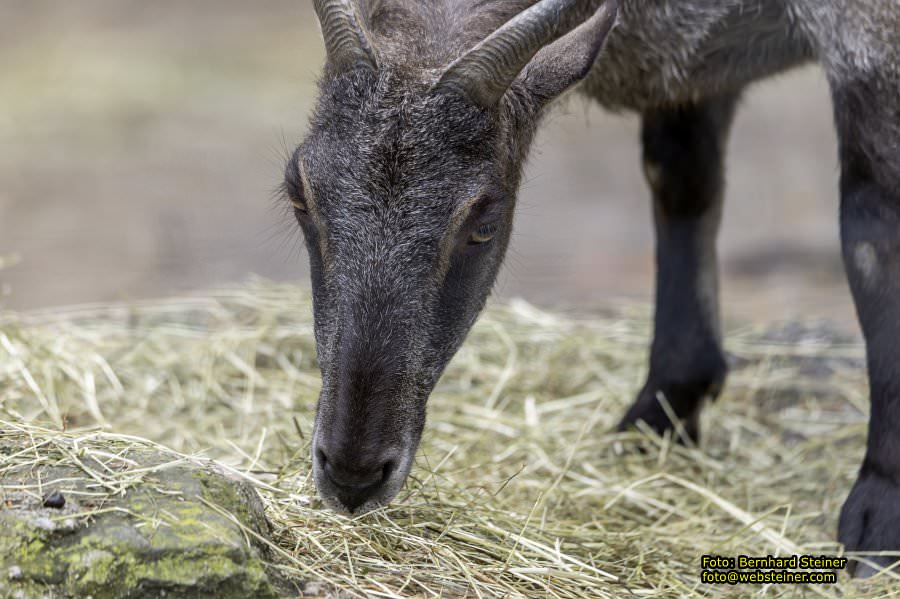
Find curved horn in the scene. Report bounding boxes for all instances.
[434,0,616,107]
[313,0,378,73]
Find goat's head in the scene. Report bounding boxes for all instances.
[288,0,618,514]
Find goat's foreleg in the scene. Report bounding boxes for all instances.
[618,93,740,443]
[832,71,900,577]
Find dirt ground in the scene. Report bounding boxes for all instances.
[0,2,857,332]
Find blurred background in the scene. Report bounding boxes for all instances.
[0,1,857,330]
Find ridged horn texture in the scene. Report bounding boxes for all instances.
[313,0,378,73]
[434,0,612,107]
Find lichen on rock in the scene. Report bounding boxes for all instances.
[0,437,280,599]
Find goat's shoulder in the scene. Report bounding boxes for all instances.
[793,0,900,80]
[583,0,816,110]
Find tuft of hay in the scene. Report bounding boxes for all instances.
[1,281,897,597]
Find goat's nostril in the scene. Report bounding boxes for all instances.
[321,455,396,492]
[327,464,381,489]
[314,450,402,512]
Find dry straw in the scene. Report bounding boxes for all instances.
[1,282,897,597]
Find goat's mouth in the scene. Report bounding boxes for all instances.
[311,444,415,514]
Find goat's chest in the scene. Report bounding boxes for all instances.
[581,0,815,111]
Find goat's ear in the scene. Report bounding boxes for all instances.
[516,2,618,105]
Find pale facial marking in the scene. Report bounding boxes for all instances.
[298,159,331,267]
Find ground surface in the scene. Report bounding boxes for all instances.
[0,1,856,328]
[0,284,896,597]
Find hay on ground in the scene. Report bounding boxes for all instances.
[0,282,897,597]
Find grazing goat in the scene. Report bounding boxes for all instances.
[285,0,900,575]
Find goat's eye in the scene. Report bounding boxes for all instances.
[289,193,309,215]
[287,187,309,216]
[283,168,309,216]
[469,222,499,245]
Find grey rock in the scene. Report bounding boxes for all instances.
[0,445,280,599]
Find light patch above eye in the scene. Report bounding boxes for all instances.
[289,156,315,215]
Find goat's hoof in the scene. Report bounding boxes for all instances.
[616,376,723,445]
[838,470,900,577]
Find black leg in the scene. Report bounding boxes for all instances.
[832,76,900,576]
[618,94,740,443]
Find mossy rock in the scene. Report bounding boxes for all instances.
[0,444,280,599]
